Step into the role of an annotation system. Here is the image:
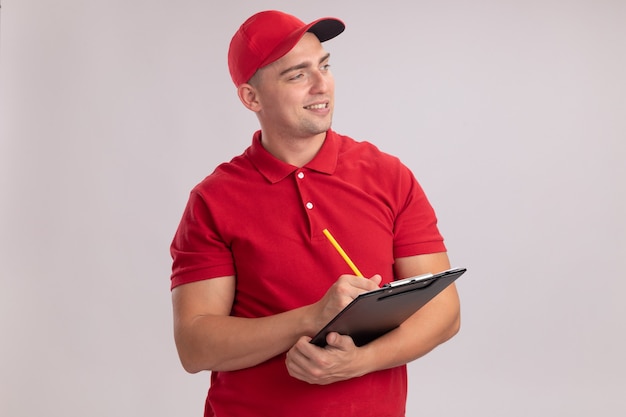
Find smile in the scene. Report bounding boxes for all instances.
[304,103,328,110]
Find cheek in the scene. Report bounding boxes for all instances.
[258,92,285,113]
[326,78,336,100]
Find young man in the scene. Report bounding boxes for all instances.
[170,10,460,417]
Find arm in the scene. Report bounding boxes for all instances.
[285,252,460,384]
[172,273,382,374]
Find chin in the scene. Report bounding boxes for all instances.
[301,121,332,137]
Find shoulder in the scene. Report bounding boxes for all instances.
[332,131,411,178]
[191,151,254,195]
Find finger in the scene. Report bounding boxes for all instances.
[326,332,354,351]
[286,357,308,381]
[331,276,371,303]
[340,274,379,292]
[325,332,339,347]
[288,337,313,362]
[286,342,325,383]
[369,274,382,287]
[286,344,310,377]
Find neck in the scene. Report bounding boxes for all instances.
[260,131,327,167]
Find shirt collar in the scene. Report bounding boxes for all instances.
[246,130,339,184]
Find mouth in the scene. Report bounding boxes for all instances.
[304,102,329,110]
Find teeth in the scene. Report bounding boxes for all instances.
[306,103,327,110]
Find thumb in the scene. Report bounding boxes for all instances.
[369,274,382,287]
[326,332,353,351]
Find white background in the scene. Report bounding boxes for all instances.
[1,1,625,416]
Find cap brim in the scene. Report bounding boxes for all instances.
[307,18,345,42]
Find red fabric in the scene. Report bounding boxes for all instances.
[206,355,407,417]
[170,130,445,417]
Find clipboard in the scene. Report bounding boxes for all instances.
[309,267,466,347]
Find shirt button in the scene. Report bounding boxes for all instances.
[306,202,313,210]
[297,172,305,179]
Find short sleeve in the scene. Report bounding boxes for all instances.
[170,190,236,289]
[392,166,446,258]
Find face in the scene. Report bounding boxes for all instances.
[249,33,335,142]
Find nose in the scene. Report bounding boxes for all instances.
[310,69,330,93]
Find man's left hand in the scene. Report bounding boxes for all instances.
[285,332,366,385]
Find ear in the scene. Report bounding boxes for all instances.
[237,83,261,112]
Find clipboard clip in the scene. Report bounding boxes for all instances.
[383,273,434,288]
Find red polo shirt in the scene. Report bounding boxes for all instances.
[170,129,445,417]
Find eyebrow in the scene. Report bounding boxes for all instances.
[279,53,331,77]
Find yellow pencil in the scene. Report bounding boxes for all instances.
[322,228,364,277]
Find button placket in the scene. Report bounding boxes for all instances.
[296,170,315,211]
[294,169,325,240]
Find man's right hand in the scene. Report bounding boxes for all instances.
[309,274,382,332]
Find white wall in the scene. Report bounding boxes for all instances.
[1,1,624,416]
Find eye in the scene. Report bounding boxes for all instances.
[321,63,331,71]
[289,73,305,81]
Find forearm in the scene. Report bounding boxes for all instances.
[175,304,318,373]
[173,274,382,375]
